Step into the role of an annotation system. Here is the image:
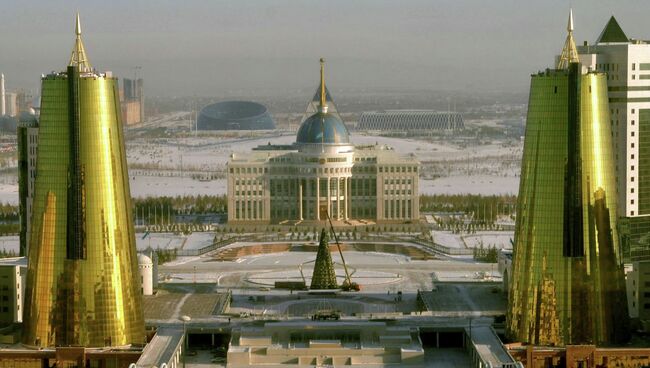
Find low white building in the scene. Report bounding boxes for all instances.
[0,257,27,326]
[228,321,423,367]
[498,249,513,294]
[138,253,154,296]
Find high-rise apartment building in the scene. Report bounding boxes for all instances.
[577,17,650,261]
[0,74,5,116]
[17,113,38,257]
[4,92,17,117]
[22,14,145,348]
[507,11,629,346]
[121,77,144,125]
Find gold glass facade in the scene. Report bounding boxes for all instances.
[507,65,629,346]
[22,67,145,347]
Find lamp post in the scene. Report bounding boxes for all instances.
[181,315,191,368]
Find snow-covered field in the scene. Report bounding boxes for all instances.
[0,183,17,204]
[431,230,514,251]
[420,175,518,196]
[0,132,522,204]
[125,132,521,198]
[130,176,226,198]
[0,236,18,254]
[135,232,215,251]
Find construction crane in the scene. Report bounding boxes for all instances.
[326,212,360,291]
[298,264,307,285]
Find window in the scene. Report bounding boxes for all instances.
[632,188,635,193]
[632,199,635,204]
[632,132,636,137]
[632,165,635,171]
[632,109,636,114]
[633,63,636,71]
[633,75,636,80]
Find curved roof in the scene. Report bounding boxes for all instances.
[137,253,153,266]
[296,112,350,144]
[197,100,275,130]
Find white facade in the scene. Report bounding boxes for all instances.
[138,253,154,296]
[227,143,419,225]
[0,257,27,325]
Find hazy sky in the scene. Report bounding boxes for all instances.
[0,0,648,97]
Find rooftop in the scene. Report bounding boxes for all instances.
[596,16,629,44]
[296,112,350,145]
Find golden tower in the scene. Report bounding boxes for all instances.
[506,10,629,345]
[22,14,145,348]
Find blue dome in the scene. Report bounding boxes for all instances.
[296,112,350,144]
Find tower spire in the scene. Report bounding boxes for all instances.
[557,9,579,69]
[69,13,92,73]
[319,58,328,113]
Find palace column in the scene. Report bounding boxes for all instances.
[315,177,320,220]
[336,177,341,220]
[298,180,303,221]
[343,178,350,221]
[327,177,331,219]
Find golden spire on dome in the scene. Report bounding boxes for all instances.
[319,58,328,113]
[557,8,579,69]
[69,13,92,73]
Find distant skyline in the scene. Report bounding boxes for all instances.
[0,0,648,97]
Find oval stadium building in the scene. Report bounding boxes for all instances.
[197,100,275,130]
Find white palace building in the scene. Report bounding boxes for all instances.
[227,59,420,225]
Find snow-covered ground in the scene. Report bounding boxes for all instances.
[126,133,520,172]
[431,230,514,251]
[126,132,521,198]
[0,236,18,254]
[463,232,513,249]
[0,183,17,204]
[0,132,522,203]
[135,232,215,251]
[130,176,226,198]
[420,175,518,196]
